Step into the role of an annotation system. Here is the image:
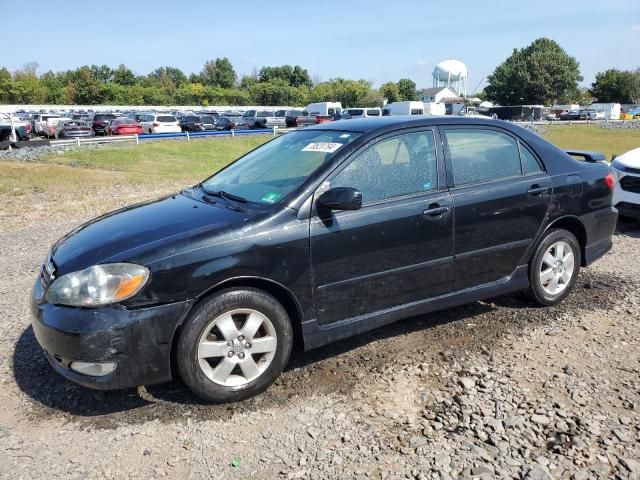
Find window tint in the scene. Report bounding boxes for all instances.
[158,115,176,122]
[348,109,364,116]
[367,109,380,116]
[410,109,423,115]
[445,129,521,186]
[519,142,543,174]
[331,131,438,204]
[328,108,336,115]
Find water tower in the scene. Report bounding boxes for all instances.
[433,59,468,97]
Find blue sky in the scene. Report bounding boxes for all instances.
[5,0,639,92]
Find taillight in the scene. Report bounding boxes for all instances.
[25,124,32,132]
[605,172,614,191]
[295,117,300,125]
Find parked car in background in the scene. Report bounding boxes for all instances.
[284,110,317,128]
[559,110,581,121]
[105,118,143,136]
[305,102,342,116]
[71,113,92,123]
[579,109,598,120]
[611,147,640,219]
[198,115,217,131]
[140,114,181,134]
[55,120,95,139]
[42,117,72,138]
[90,113,117,135]
[214,116,240,130]
[343,108,382,119]
[241,110,287,129]
[31,116,617,403]
[0,113,32,141]
[131,113,147,123]
[31,113,61,136]
[180,115,205,132]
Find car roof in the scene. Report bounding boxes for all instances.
[307,115,504,133]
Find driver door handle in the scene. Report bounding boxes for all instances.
[423,205,450,218]
[527,184,550,196]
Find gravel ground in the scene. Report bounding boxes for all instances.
[0,187,639,480]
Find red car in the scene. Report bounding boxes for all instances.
[105,118,143,136]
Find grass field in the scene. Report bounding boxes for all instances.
[1,126,639,199]
[543,125,640,161]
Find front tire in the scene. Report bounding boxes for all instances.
[176,288,293,403]
[528,228,580,306]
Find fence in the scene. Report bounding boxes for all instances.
[47,127,293,148]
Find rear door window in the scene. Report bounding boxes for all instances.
[444,129,522,186]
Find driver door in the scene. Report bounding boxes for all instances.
[309,129,454,325]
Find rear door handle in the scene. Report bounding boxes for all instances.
[423,205,450,217]
[527,185,550,196]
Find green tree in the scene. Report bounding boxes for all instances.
[590,68,637,103]
[200,58,236,88]
[40,71,66,103]
[258,65,312,88]
[397,78,417,101]
[67,66,101,104]
[309,78,372,107]
[90,64,113,84]
[249,79,306,105]
[380,81,400,103]
[485,38,582,105]
[150,66,187,87]
[113,64,136,86]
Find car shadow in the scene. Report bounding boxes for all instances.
[13,299,498,419]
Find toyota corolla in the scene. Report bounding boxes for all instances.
[31,117,617,403]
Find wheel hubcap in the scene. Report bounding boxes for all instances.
[197,308,277,387]
[540,240,575,295]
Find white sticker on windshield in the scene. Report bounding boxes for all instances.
[302,142,343,153]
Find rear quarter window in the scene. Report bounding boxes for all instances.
[519,143,544,174]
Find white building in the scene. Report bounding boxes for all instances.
[418,87,459,103]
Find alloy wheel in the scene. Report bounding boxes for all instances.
[196,308,278,387]
[540,240,575,295]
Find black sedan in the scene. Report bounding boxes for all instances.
[214,116,249,130]
[31,117,617,403]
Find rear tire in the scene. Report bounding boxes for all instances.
[528,228,580,306]
[176,288,293,403]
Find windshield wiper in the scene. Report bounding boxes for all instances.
[199,184,247,211]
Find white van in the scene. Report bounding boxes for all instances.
[424,102,446,116]
[344,107,381,119]
[381,101,426,116]
[305,102,342,116]
[589,103,621,120]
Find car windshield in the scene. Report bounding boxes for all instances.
[201,130,360,205]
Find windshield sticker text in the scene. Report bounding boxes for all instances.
[302,142,343,153]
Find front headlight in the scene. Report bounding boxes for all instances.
[45,263,150,307]
[610,160,626,172]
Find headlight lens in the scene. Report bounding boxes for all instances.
[45,263,150,307]
[610,160,626,172]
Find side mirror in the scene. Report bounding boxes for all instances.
[317,187,362,211]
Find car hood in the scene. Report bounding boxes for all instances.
[616,147,640,169]
[51,192,254,275]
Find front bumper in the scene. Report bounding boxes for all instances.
[612,171,640,219]
[30,280,192,390]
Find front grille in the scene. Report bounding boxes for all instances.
[620,175,640,194]
[39,255,56,291]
